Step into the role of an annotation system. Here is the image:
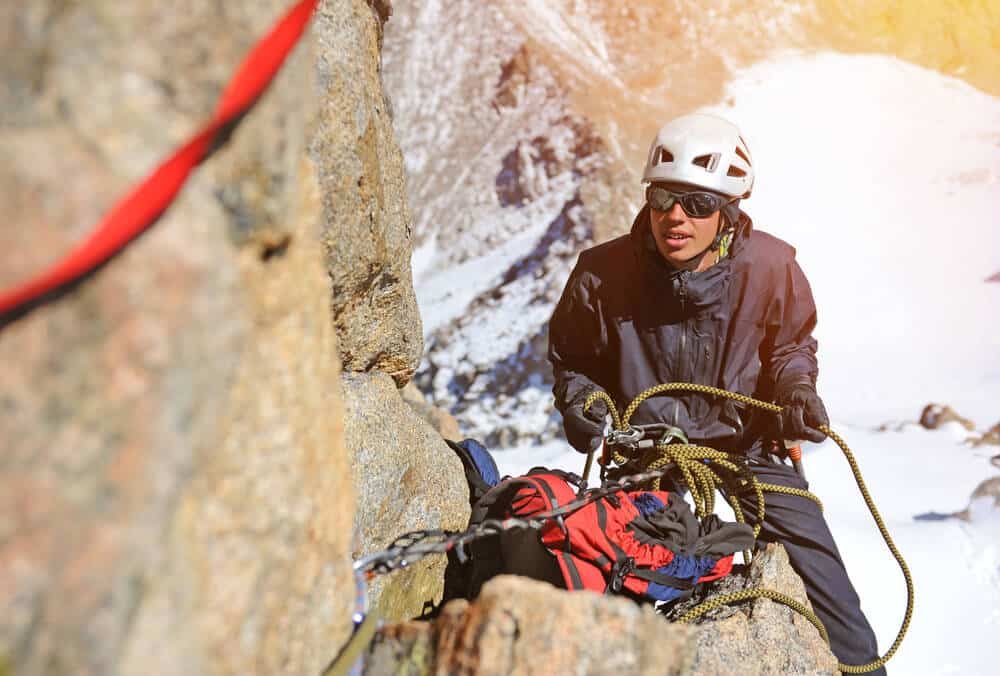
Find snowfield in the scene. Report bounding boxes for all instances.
[416,51,1000,674]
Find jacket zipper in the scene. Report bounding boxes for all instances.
[674,273,687,427]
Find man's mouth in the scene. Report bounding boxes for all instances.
[664,232,691,242]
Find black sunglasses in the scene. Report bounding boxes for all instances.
[645,185,733,218]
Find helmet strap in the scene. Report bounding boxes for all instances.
[682,211,735,268]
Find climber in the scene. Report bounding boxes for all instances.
[548,113,885,672]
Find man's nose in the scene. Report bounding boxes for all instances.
[667,201,686,220]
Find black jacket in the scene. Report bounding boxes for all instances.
[548,206,819,449]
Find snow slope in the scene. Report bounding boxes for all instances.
[482,52,1000,675]
[705,52,1000,427]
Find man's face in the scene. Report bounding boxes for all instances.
[649,197,722,269]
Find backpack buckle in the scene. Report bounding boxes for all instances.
[607,556,636,594]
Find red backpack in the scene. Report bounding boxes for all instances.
[456,468,752,603]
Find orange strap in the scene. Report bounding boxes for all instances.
[0,0,319,325]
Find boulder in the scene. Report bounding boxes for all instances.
[967,421,1000,448]
[970,477,1000,509]
[343,372,470,621]
[679,544,839,675]
[954,477,1000,522]
[918,403,975,431]
[365,543,837,675]
[401,381,463,442]
[365,575,696,675]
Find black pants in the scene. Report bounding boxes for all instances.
[733,447,885,674]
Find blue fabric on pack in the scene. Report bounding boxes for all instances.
[631,492,666,516]
[458,438,500,487]
[646,554,718,602]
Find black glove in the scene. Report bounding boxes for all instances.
[775,384,829,443]
[563,394,609,454]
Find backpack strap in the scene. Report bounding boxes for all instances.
[512,474,591,590]
[630,567,695,591]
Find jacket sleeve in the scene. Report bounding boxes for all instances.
[548,262,608,413]
[760,254,819,394]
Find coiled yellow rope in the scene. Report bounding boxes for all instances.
[582,383,913,674]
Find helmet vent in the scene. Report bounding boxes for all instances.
[727,165,747,178]
[692,153,719,172]
[658,147,674,164]
[734,144,750,164]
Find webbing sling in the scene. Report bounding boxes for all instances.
[0,0,319,326]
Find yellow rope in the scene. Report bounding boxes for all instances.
[584,383,912,674]
[677,588,830,646]
[821,425,914,673]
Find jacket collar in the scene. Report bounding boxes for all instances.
[628,205,753,311]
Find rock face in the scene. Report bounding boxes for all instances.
[343,372,470,620]
[315,0,424,385]
[366,575,696,675]
[679,545,839,675]
[366,544,836,675]
[0,1,460,674]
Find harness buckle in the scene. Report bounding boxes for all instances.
[657,425,689,446]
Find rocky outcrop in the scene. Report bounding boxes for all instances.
[0,1,462,674]
[366,544,836,675]
[676,545,839,675]
[343,372,470,620]
[315,0,423,386]
[312,0,468,624]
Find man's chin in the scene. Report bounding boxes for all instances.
[661,246,695,264]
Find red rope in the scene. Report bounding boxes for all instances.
[0,0,319,322]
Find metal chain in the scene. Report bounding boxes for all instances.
[353,466,674,578]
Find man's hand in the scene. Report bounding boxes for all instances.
[776,384,829,443]
[563,394,609,454]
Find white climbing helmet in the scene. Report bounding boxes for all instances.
[642,113,754,199]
